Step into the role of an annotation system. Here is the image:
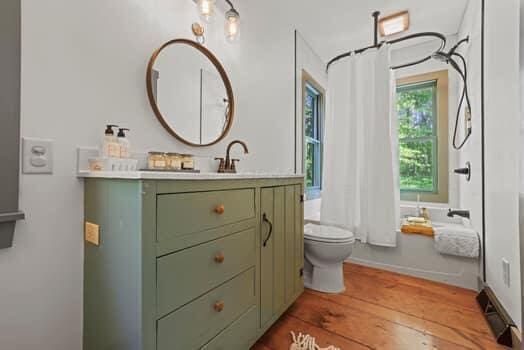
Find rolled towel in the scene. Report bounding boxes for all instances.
[433,225,479,258]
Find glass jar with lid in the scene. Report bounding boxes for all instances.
[181,154,195,170]
[166,152,182,170]
[147,152,167,169]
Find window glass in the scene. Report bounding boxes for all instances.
[399,139,436,192]
[397,81,436,138]
[397,80,438,193]
[305,141,315,188]
[304,82,323,197]
[305,93,314,138]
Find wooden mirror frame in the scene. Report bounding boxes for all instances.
[146,39,235,147]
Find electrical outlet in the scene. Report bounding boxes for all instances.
[85,222,100,246]
[22,137,53,174]
[502,258,510,287]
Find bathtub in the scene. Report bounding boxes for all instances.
[305,203,481,290]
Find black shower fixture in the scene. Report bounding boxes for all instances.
[432,37,472,150]
[454,162,471,181]
[327,11,448,70]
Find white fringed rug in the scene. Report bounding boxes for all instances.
[289,332,340,350]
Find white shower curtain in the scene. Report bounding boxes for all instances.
[321,45,400,247]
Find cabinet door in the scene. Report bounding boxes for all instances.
[260,185,304,328]
[293,184,304,295]
[260,188,273,326]
[284,185,304,301]
[260,187,286,325]
[260,187,279,327]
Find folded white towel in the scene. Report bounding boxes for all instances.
[433,225,480,258]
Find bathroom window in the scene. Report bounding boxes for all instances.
[397,70,449,203]
[303,75,324,199]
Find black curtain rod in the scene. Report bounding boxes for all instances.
[326,11,447,71]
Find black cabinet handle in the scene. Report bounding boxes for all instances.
[262,213,273,247]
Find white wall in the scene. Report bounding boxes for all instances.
[454,0,484,284]
[0,1,298,349]
[484,0,522,329]
[521,0,524,194]
[295,31,328,176]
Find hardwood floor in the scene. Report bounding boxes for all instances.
[252,263,506,350]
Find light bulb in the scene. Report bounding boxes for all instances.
[197,0,215,23]
[224,9,240,42]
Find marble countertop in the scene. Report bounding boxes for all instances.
[77,170,304,180]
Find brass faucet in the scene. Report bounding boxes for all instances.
[215,140,249,173]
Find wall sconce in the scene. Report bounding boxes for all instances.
[194,0,240,42]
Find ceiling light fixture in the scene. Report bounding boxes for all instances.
[379,11,409,37]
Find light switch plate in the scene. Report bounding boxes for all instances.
[22,137,53,174]
[85,222,100,246]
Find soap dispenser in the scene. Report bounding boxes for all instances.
[102,124,119,158]
[117,128,130,159]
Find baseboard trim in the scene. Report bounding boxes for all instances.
[477,287,516,347]
[510,326,521,350]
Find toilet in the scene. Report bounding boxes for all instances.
[303,223,355,293]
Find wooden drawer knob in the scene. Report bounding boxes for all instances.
[214,204,225,215]
[214,301,225,312]
[214,253,225,264]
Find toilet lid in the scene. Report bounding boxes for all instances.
[304,223,355,243]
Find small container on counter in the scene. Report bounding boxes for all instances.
[181,154,195,170]
[147,152,167,169]
[88,158,107,171]
[166,152,182,170]
[88,158,138,171]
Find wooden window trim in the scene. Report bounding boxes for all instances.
[397,70,449,203]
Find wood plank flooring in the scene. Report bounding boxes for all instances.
[252,263,506,350]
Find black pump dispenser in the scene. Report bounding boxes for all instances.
[105,124,118,135]
[117,128,130,138]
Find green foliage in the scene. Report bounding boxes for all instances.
[305,94,314,138]
[397,82,435,138]
[397,82,437,193]
[305,142,314,188]
[305,84,321,189]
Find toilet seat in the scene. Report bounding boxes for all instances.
[304,223,355,244]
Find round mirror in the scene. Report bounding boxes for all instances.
[146,39,234,146]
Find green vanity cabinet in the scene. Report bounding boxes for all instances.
[83,176,304,350]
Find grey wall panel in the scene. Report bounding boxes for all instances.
[0,0,23,248]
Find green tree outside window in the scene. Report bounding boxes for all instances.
[397,80,438,193]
